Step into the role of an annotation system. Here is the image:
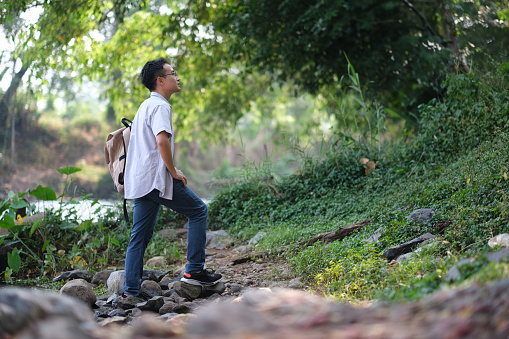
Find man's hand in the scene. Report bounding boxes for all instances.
[172,169,187,187]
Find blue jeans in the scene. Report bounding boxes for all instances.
[124,179,207,296]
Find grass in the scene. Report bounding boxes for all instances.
[208,66,509,303]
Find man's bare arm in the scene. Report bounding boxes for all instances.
[156,131,187,186]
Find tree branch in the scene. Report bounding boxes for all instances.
[402,0,439,37]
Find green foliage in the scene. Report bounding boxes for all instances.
[209,65,509,303]
[412,68,509,163]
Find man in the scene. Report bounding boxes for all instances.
[122,57,221,298]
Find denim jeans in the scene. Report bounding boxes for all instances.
[124,179,207,296]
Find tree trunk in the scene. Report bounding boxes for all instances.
[437,0,469,73]
[0,64,28,161]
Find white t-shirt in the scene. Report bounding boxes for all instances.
[124,92,174,200]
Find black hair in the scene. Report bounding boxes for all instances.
[140,57,170,91]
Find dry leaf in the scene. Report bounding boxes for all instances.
[359,158,369,165]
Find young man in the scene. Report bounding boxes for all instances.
[122,57,221,298]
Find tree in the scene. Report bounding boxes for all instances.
[213,0,508,117]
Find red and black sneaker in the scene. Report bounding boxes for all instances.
[181,268,222,286]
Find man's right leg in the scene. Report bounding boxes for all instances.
[124,193,160,296]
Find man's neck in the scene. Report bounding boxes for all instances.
[153,89,171,101]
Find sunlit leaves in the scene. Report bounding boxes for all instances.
[29,185,57,201]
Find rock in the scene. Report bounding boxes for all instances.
[407,208,435,223]
[488,233,509,248]
[173,281,225,301]
[201,282,226,298]
[159,301,179,315]
[146,256,167,267]
[206,230,234,250]
[446,258,475,281]
[159,277,173,290]
[0,288,96,339]
[60,278,96,307]
[107,270,126,295]
[114,294,146,310]
[136,296,165,312]
[140,279,163,298]
[248,231,267,245]
[100,316,127,327]
[173,281,202,301]
[142,269,168,282]
[229,283,243,293]
[231,245,253,254]
[366,227,384,243]
[107,308,127,317]
[288,278,304,289]
[383,233,436,260]
[396,252,414,263]
[91,270,113,285]
[53,269,92,282]
[486,247,509,263]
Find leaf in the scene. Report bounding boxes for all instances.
[7,248,22,273]
[0,215,15,230]
[57,166,82,175]
[0,236,4,246]
[384,108,403,119]
[11,199,28,209]
[75,219,92,232]
[30,185,57,201]
[110,238,120,246]
[42,240,51,252]
[29,219,42,237]
[359,158,370,165]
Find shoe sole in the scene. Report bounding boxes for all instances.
[181,277,221,286]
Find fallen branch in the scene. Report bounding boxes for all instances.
[230,218,371,265]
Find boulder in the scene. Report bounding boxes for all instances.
[140,279,163,299]
[383,233,436,260]
[0,288,96,339]
[248,231,267,245]
[488,233,509,248]
[206,230,234,250]
[60,278,96,307]
[107,270,126,295]
[53,269,92,282]
[407,208,435,223]
[146,256,167,267]
[136,296,165,312]
[91,270,113,285]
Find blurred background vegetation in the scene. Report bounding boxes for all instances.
[1,0,507,201]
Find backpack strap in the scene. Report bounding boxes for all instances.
[121,117,132,224]
[123,199,129,224]
[122,118,132,128]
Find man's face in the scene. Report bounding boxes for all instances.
[158,63,180,95]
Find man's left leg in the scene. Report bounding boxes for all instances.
[124,193,160,296]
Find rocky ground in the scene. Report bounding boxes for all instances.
[2,227,509,338]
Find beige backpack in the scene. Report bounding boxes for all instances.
[105,118,132,221]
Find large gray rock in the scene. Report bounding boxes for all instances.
[107,270,126,295]
[488,233,509,248]
[53,269,92,282]
[206,230,234,249]
[248,231,267,245]
[91,270,113,285]
[173,281,226,301]
[0,288,96,339]
[140,279,162,299]
[136,296,165,312]
[383,233,436,260]
[60,278,97,307]
[407,208,435,223]
[146,256,167,267]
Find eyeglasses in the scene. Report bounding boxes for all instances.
[160,71,177,78]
